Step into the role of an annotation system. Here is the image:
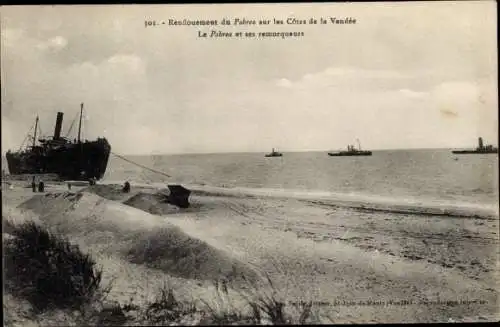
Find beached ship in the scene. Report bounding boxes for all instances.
[328,139,372,156]
[265,148,283,157]
[5,103,111,181]
[452,137,498,154]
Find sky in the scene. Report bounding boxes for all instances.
[1,2,498,155]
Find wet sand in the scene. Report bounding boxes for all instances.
[2,180,499,324]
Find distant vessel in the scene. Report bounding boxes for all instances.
[5,103,111,181]
[328,139,372,156]
[452,137,498,154]
[265,148,283,157]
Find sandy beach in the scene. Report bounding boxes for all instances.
[2,179,499,325]
[3,2,499,325]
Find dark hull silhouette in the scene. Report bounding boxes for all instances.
[329,139,372,157]
[6,139,111,180]
[452,149,498,154]
[328,151,372,156]
[452,137,498,155]
[265,148,283,157]
[5,105,111,181]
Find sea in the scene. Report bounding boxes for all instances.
[101,149,499,213]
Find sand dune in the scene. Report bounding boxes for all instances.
[18,191,259,284]
[123,192,180,215]
[3,181,499,323]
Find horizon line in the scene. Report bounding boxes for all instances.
[2,146,498,158]
[115,146,498,157]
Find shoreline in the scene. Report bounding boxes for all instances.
[4,177,498,218]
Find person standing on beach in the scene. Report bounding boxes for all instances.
[31,176,36,192]
[38,180,44,192]
[123,181,131,193]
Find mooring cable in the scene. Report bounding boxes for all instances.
[111,152,172,178]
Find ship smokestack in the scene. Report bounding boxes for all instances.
[478,137,484,149]
[53,112,64,140]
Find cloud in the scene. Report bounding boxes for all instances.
[1,3,497,154]
[276,78,292,88]
[1,49,152,154]
[37,36,68,51]
[107,54,145,74]
[433,81,481,102]
[430,80,497,118]
[399,88,426,99]
[278,66,428,92]
[322,67,406,79]
[440,109,458,118]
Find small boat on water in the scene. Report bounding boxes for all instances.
[328,139,372,157]
[265,148,283,157]
[452,137,498,154]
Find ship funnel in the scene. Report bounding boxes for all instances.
[53,112,64,140]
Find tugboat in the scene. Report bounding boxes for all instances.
[265,148,283,157]
[5,103,111,181]
[328,139,372,156]
[452,137,498,154]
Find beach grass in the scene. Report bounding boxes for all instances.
[4,220,103,312]
[3,218,321,326]
[199,274,317,325]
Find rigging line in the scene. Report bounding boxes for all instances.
[19,134,29,151]
[65,111,80,138]
[111,152,172,178]
[19,121,35,151]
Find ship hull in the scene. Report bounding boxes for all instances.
[328,151,372,156]
[6,138,111,181]
[265,154,283,157]
[452,150,498,154]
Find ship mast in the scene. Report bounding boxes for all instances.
[77,102,83,143]
[32,116,39,147]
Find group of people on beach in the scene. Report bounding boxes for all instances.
[31,176,44,193]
